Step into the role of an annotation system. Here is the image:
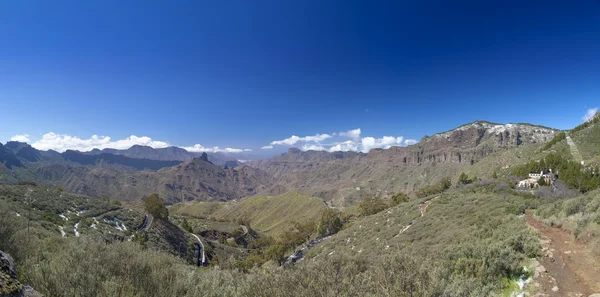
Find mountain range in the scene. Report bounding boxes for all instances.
[0,121,560,204]
[249,121,558,205]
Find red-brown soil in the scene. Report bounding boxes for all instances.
[527,213,600,297]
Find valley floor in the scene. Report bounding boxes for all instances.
[527,213,600,296]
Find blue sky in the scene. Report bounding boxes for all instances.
[1,0,599,155]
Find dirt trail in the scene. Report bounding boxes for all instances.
[419,200,432,216]
[526,214,600,296]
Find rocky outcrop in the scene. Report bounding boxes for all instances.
[0,251,21,296]
[0,251,43,297]
[409,121,557,165]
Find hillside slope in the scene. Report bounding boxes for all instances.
[569,113,600,165]
[209,191,328,235]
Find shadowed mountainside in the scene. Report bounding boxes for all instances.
[0,143,273,203]
[84,145,245,165]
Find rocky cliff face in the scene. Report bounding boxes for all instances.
[369,121,557,165]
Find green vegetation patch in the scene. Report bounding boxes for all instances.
[170,201,226,219]
[310,188,541,294]
[211,191,328,236]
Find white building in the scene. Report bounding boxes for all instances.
[519,170,554,188]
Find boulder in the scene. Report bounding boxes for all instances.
[0,250,43,297]
[0,250,22,296]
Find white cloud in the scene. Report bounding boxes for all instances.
[181,144,252,154]
[265,128,411,153]
[271,133,332,146]
[328,140,359,152]
[10,134,30,143]
[301,144,326,151]
[31,133,169,152]
[361,136,404,153]
[25,132,250,154]
[404,139,418,146]
[261,145,273,150]
[339,128,361,141]
[582,107,598,122]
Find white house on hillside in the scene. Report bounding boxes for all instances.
[518,170,555,188]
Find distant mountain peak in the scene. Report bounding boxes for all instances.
[288,148,302,154]
[424,121,557,142]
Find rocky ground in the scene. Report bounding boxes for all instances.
[0,251,43,297]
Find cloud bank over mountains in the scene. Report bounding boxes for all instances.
[267,128,417,153]
[10,128,419,154]
[9,132,252,154]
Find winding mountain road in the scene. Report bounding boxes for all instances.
[137,214,153,233]
[191,233,207,266]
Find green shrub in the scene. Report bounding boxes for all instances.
[564,199,586,216]
[391,192,409,205]
[416,177,452,198]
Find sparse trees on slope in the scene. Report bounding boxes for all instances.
[264,243,286,264]
[416,177,452,198]
[280,221,316,249]
[317,208,343,236]
[143,193,169,220]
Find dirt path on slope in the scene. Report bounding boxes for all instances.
[566,135,584,164]
[526,214,600,296]
[419,196,438,216]
[419,200,432,216]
